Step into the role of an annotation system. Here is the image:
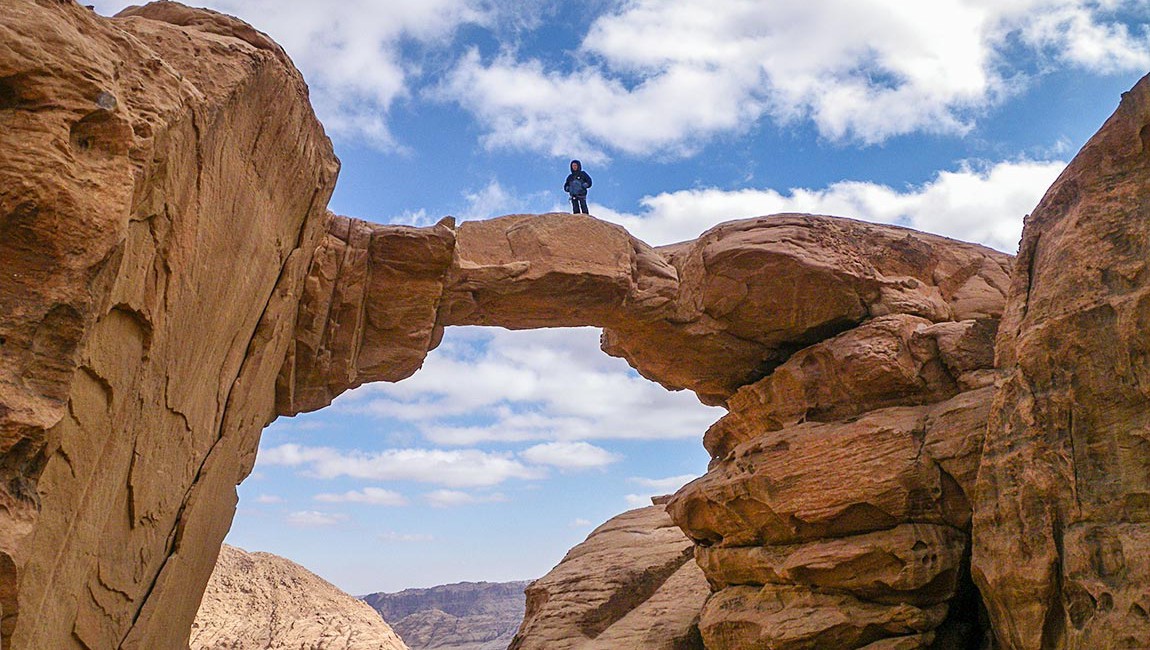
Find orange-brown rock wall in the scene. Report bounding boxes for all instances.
[667,244,1007,647]
[971,72,1150,649]
[0,2,337,648]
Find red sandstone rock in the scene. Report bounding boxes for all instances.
[972,72,1150,649]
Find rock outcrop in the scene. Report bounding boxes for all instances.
[509,501,711,650]
[6,2,1150,649]
[191,545,409,650]
[668,324,1000,648]
[971,72,1150,649]
[362,580,530,650]
[0,2,337,648]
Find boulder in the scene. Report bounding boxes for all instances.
[509,503,710,650]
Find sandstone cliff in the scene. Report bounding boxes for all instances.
[509,501,711,650]
[362,580,530,650]
[191,545,408,650]
[971,72,1150,649]
[0,2,337,649]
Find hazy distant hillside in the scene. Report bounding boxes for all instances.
[361,581,530,650]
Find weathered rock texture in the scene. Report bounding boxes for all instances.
[661,232,1009,647]
[0,2,337,648]
[971,72,1150,649]
[8,1,1150,649]
[191,545,409,650]
[509,502,711,650]
[362,580,530,650]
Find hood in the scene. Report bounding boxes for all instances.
[570,159,581,171]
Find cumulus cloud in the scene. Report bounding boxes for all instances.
[341,327,722,445]
[521,441,622,470]
[260,443,545,487]
[438,0,1150,158]
[92,0,491,148]
[314,487,409,506]
[629,474,699,492]
[593,158,1066,251]
[623,474,698,507]
[286,510,349,527]
[423,489,508,508]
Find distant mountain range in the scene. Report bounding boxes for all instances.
[361,581,531,650]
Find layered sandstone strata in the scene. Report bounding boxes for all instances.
[191,545,409,650]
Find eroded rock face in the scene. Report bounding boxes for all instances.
[604,215,1010,405]
[668,312,1000,647]
[509,502,710,650]
[191,545,409,650]
[0,2,337,648]
[971,72,1150,649]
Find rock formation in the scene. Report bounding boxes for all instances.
[971,72,1150,649]
[0,2,337,648]
[5,1,1150,648]
[362,580,530,650]
[191,545,408,650]
[509,501,711,650]
[664,254,1005,647]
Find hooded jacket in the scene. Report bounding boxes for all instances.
[564,160,592,198]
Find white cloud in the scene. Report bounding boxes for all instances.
[624,494,656,508]
[438,0,1150,158]
[314,487,409,506]
[569,518,594,528]
[629,474,698,492]
[92,0,491,148]
[624,474,699,508]
[286,510,349,527]
[259,443,545,487]
[341,327,722,445]
[423,489,508,508]
[254,494,284,504]
[379,531,436,543]
[521,441,621,470]
[593,158,1066,252]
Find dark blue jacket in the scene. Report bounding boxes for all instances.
[564,160,592,197]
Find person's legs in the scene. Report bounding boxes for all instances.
[571,197,580,214]
[576,197,588,213]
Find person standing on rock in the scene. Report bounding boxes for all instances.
[564,160,592,214]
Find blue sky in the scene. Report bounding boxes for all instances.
[91,1,1150,594]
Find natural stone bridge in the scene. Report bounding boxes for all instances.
[2,3,1149,649]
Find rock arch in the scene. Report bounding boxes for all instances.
[4,2,1150,649]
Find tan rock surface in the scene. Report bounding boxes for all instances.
[698,584,947,650]
[191,545,409,650]
[276,213,456,415]
[0,2,337,648]
[509,503,709,650]
[972,71,1150,649]
[603,215,1011,405]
